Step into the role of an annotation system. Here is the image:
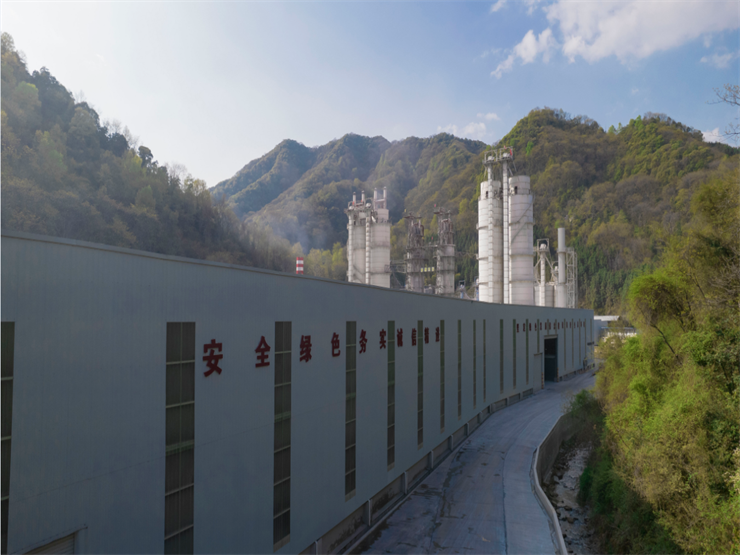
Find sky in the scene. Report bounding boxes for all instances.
[3,1,739,188]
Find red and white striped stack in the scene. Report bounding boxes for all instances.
[296,257,304,274]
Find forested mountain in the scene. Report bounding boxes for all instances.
[0,33,299,272]
[215,109,738,314]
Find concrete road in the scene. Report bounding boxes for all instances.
[354,372,595,555]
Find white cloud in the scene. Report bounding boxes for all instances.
[492,28,555,78]
[700,50,739,69]
[489,1,739,77]
[631,87,639,95]
[477,112,501,121]
[437,122,487,139]
[545,1,739,63]
[523,0,543,16]
[702,127,727,144]
[489,0,507,13]
[479,47,502,59]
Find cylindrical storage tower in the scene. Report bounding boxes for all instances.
[534,285,542,306]
[508,176,534,305]
[546,283,556,307]
[557,227,567,307]
[369,206,391,288]
[477,180,503,303]
[490,185,503,304]
[347,213,366,284]
[477,181,491,303]
[538,245,547,306]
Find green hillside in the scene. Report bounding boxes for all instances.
[0,33,299,273]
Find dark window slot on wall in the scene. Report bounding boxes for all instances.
[483,320,487,403]
[387,321,396,469]
[345,322,357,499]
[440,320,445,432]
[165,322,196,555]
[457,320,462,419]
[1,322,15,555]
[417,320,423,449]
[473,320,477,409]
[499,319,504,393]
[273,321,292,551]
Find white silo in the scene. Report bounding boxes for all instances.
[346,189,390,287]
[477,175,503,303]
[508,175,534,305]
[346,192,367,283]
[368,188,391,288]
[556,227,567,307]
[546,282,556,307]
[435,210,456,296]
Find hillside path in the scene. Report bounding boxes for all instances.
[355,372,595,554]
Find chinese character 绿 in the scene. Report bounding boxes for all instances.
[203,339,223,377]
[300,335,312,362]
[255,336,271,368]
[359,330,367,354]
[331,332,341,357]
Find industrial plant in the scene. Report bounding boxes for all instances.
[2,146,591,555]
[345,147,578,308]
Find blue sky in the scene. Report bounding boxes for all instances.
[3,1,738,187]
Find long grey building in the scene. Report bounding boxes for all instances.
[1,231,593,554]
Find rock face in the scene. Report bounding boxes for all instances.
[544,445,598,555]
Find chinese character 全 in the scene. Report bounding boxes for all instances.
[255,336,271,368]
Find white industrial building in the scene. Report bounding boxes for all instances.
[2,231,593,555]
[345,189,391,288]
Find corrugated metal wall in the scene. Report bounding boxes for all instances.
[1,232,593,554]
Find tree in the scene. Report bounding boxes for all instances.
[711,84,740,144]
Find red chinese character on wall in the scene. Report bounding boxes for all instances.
[517,324,520,333]
[203,339,223,377]
[359,330,367,354]
[331,332,341,357]
[412,328,417,346]
[255,336,271,367]
[424,327,429,344]
[435,327,440,342]
[300,335,312,362]
[380,329,387,349]
[397,328,403,347]
[529,323,532,331]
